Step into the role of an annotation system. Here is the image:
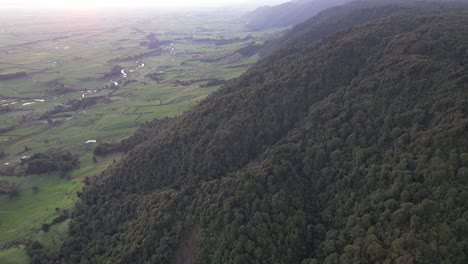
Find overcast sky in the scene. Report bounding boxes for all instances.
[0,0,290,9]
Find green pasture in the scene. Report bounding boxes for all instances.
[0,246,30,264]
[0,174,82,246]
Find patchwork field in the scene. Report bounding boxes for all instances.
[0,8,283,260]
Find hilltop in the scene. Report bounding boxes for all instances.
[258,0,468,56]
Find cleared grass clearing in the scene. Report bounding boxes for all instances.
[0,246,30,264]
[0,174,82,246]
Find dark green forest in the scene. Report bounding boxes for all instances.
[258,0,468,57]
[29,2,468,264]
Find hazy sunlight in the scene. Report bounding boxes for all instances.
[1,0,253,9]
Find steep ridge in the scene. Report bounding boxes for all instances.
[243,0,350,30]
[31,6,468,264]
[259,0,468,57]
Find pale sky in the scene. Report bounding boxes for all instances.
[0,0,281,9]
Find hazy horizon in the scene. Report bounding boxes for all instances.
[0,0,291,10]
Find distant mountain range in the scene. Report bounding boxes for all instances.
[243,0,351,30]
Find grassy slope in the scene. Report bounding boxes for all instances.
[0,247,30,264]
[0,154,119,263]
[0,175,81,246]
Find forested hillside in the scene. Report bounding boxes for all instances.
[243,0,349,30]
[258,0,468,57]
[30,3,468,264]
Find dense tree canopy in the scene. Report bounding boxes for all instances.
[258,0,468,57]
[29,3,468,264]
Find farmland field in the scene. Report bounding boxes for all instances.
[0,7,282,259]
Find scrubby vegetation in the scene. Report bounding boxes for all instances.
[0,105,13,113]
[41,96,110,120]
[0,149,79,177]
[0,181,20,197]
[28,3,468,264]
[22,150,79,177]
[0,72,27,81]
[176,78,225,87]
[94,118,172,156]
[235,43,264,57]
[199,79,227,88]
[103,65,124,78]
